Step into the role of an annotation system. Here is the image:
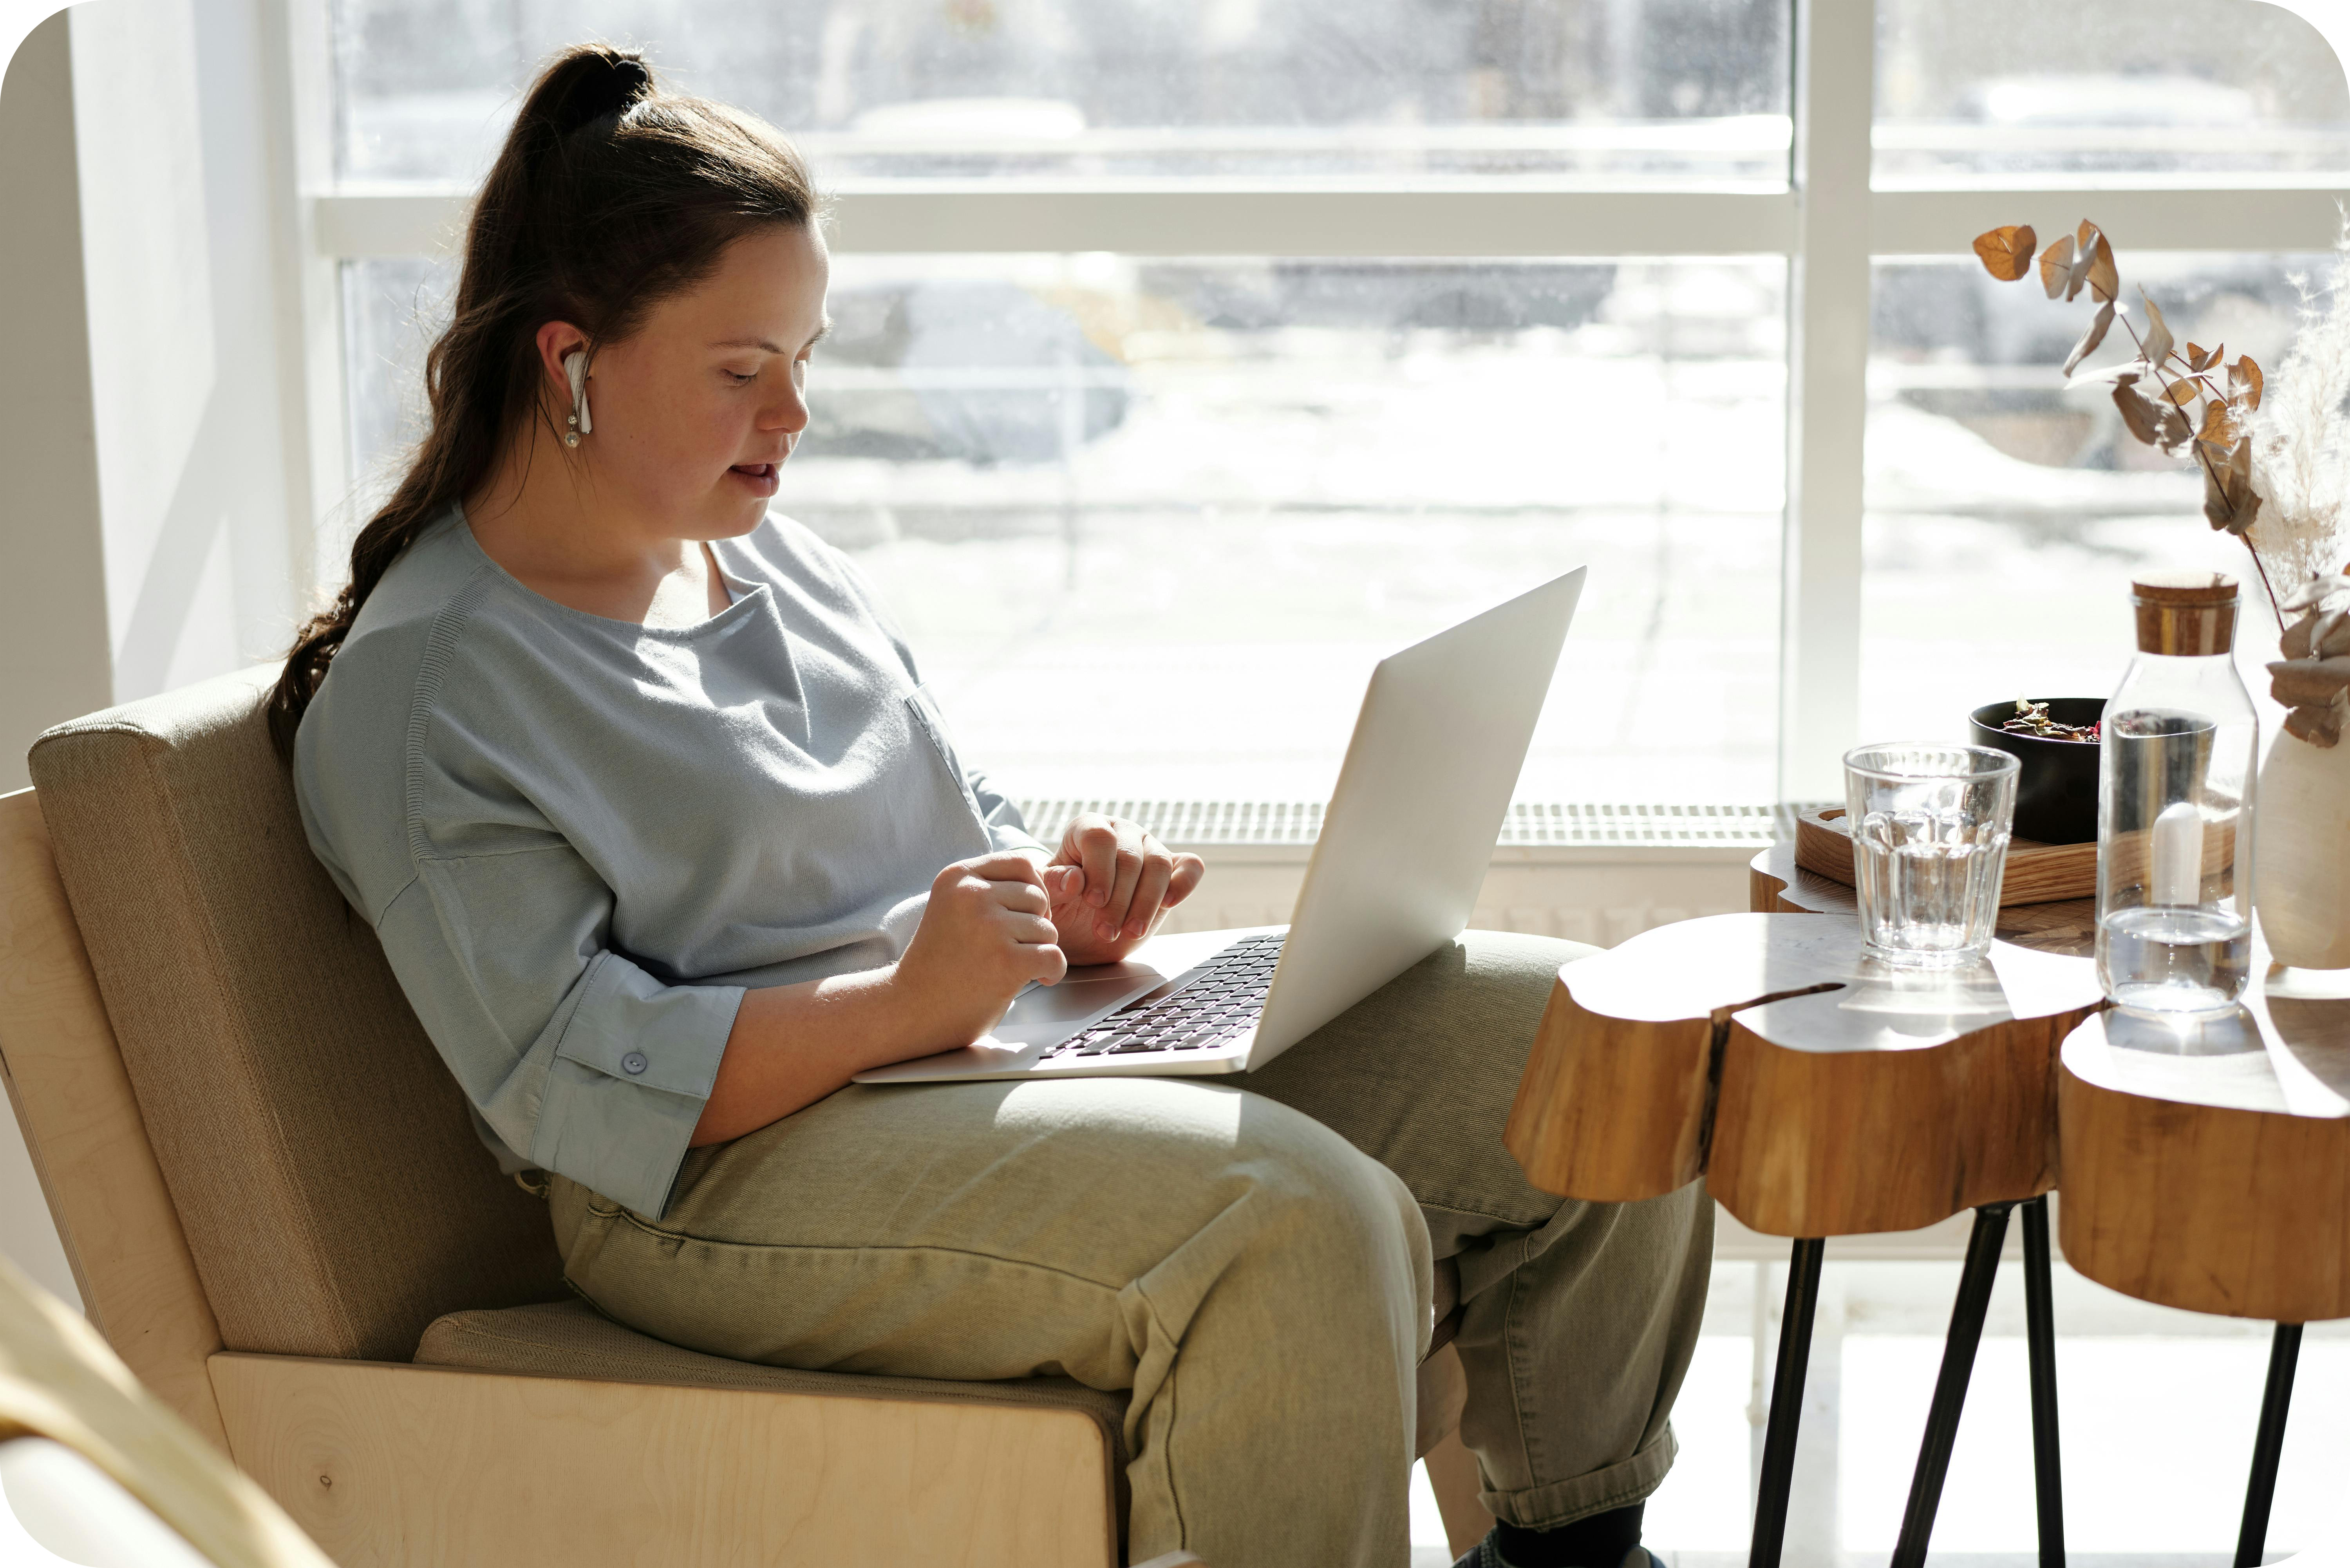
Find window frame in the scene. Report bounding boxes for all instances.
[277,0,2350,802]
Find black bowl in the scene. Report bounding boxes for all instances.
[1969,698,2104,845]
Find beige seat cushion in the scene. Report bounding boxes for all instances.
[416,1299,1131,1466]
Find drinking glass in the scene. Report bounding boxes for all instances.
[1842,744,2020,966]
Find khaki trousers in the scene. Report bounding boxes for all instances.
[550,930,1712,1568]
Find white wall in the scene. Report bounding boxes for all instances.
[2,0,311,778]
[68,0,305,701]
[1,0,314,1302]
[0,9,112,799]
[0,8,111,1312]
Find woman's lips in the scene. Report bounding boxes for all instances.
[728,462,779,495]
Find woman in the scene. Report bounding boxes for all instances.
[278,44,1709,1568]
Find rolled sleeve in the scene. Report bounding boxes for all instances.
[535,951,741,1217]
[380,850,744,1220]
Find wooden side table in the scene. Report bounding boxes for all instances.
[1507,909,2101,1568]
[1746,843,2093,1564]
[2059,972,2350,1567]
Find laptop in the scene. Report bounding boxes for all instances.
[853,565,1585,1085]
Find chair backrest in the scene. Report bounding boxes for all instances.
[23,667,562,1364]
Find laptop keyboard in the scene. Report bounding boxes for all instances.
[1043,933,1285,1060]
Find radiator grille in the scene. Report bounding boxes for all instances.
[1013,800,1808,848]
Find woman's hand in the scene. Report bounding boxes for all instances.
[1042,814,1206,966]
[892,853,1069,1046]
[693,853,1066,1147]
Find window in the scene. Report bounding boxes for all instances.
[346,250,1786,799]
[1863,252,2317,745]
[328,0,1792,184]
[304,0,2348,810]
[1876,0,2350,182]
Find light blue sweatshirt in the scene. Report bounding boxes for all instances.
[293,503,1041,1218]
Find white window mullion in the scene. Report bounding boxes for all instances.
[315,184,1802,261]
[260,0,351,593]
[1871,185,2350,257]
[821,184,1797,258]
[1778,0,1875,802]
[316,184,2350,267]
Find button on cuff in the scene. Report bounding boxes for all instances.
[546,955,741,1099]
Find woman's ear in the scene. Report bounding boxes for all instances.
[534,321,591,444]
[533,320,590,395]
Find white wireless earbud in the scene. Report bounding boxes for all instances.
[563,350,593,446]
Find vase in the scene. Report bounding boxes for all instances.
[2254,729,2350,969]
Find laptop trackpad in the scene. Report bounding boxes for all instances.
[989,965,1163,1044]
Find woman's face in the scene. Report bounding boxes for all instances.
[559,221,831,542]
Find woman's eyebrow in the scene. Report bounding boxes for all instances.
[710,318,833,353]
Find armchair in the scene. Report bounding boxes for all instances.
[0,667,1473,1566]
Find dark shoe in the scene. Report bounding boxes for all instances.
[1452,1534,1663,1568]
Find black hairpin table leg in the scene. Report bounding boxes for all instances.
[1890,1202,2016,1568]
[2021,1195,2064,1568]
[2234,1322,2304,1568]
[1749,1237,1826,1568]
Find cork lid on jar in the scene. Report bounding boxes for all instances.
[2131,569,2238,655]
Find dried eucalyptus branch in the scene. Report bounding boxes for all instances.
[1971,220,2285,624]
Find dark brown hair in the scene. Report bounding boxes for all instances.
[267,43,818,757]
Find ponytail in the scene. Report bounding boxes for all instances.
[268,42,815,758]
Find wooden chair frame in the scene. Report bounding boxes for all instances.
[0,1248,333,1568]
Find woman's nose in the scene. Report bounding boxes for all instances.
[771,395,818,439]
[761,383,810,435]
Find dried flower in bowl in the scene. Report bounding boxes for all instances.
[2001,696,2099,743]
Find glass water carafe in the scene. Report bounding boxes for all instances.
[2096,572,2259,1015]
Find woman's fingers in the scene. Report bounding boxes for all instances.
[1122,847,1175,940]
[1045,820,1208,951]
[1045,865,1092,930]
[1067,815,1119,909]
[1101,839,1146,937]
[1028,938,1069,986]
[965,850,1046,889]
[1002,909,1059,946]
[986,877,1051,916]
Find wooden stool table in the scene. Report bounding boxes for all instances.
[1506,871,2101,1568]
[2059,968,2350,1566]
[1747,841,2094,1564]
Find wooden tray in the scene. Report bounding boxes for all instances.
[1794,806,2094,907]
